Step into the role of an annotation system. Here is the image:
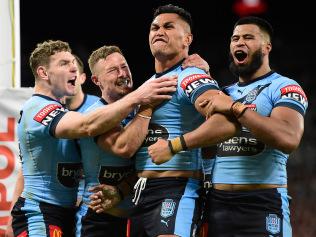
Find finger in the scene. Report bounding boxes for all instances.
[154,80,178,88]
[199,100,209,107]
[151,95,173,100]
[155,75,177,82]
[88,185,104,192]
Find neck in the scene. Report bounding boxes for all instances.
[34,83,61,101]
[155,52,188,73]
[65,91,85,110]
[101,93,120,104]
[239,61,271,83]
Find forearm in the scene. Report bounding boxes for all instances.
[58,95,140,139]
[110,109,152,158]
[185,113,239,149]
[237,109,302,153]
[84,94,140,137]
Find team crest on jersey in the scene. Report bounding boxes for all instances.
[49,225,62,237]
[180,74,217,97]
[266,214,281,234]
[160,199,176,218]
[280,85,307,107]
[244,83,270,104]
[33,104,66,126]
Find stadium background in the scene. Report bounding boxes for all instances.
[20,1,315,236]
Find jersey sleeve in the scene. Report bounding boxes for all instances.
[32,102,68,137]
[178,67,220,104]
[272,78,308,116]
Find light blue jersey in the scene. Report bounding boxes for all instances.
[18,94,82,207]
[79,98,134,207]
[213,71,308,185]
[75,94,99,113]
[74,94,99,204]
[135,61,219,171]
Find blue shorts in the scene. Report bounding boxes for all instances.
[130,177,203,237]
[76,203,127,237]
[11,197,76,237]
[206,187,292,237]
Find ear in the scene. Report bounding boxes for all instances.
[91,75,100,86]
[37,66,49,80]
[263,42,272,55]
[184,33,193,47]
[266,42,272,53]
[78,72,87,85]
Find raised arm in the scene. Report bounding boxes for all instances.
[96,105,153,158]
[55,75,177,139]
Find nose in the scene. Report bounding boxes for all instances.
[236,38,246,46]
[71,62,77,73]
[156,27,165,36]
[117,67,126,78]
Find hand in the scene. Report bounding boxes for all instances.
[134,75,177,105]
[88,184,121,213]
[200,91,234,118]
[148,139,173,165]
[182,53,210,75]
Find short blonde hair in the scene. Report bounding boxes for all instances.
[88,45,122,75]
[29,40,71,77]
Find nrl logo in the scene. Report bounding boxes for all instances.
[266,214,281,234]
[160,199,176,218]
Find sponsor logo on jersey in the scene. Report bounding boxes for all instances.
[180,74,217,97]
[49,225,62,237]
[280,84,307,107]
[143,123,169,147]
[217,130,265,157]
[57,162,83,188]
[266,214,281,234]
[246,104,257,111]
[33,104,66,126]
[160,199,176,218]
[98,165,134,185]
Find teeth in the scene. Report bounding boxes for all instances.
[119,79,128,86]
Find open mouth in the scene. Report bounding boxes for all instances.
[117,78,130,87]
[234,50,247,62]
[68,77,76,86]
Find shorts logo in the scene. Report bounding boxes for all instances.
[17,231,28,237]
[33,104,66,126]
[280,85,307,107]
[49,225,62,237]
[160,199,176,218]
[266,214,281,234]
[180,74,217,97]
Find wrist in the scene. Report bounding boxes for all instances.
[137,105,153,119]
[230,101,248,118]
[168,135,188,155]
